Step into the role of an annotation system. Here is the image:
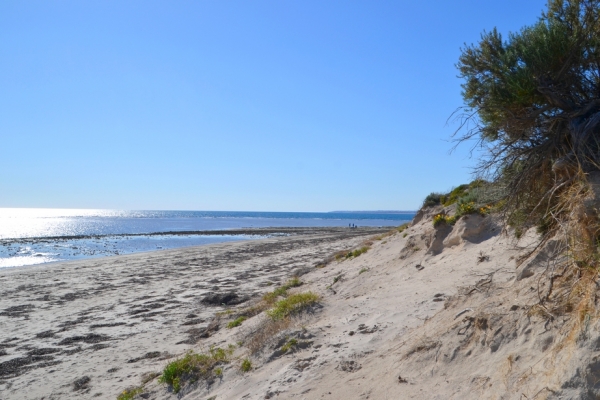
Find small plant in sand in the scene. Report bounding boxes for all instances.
[433,214,456,227]
[216,309,235,317]
[346,246,369,259]
[240,358,252,372]
[267,292,320,321]
[262,277,303,305]
[359,268,369,275]
[227,316,247,329]
[117,387,143,400]
[158,345,234,393]
[280,338,298,353]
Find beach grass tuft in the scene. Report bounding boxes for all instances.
[158,346,234,393]
[280,338,298,353]
[267,292,320,321]
[227,316,247,329]
[117,387,143,400]
[262,277,302,305]
[346,246,369,259]
[240,358,252,372]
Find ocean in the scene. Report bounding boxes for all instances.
[0,209,415,268]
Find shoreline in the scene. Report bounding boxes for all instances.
[0,227,388,270]
[0,227,387,399]
[0,226,385,244]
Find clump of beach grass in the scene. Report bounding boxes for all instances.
[117,387,143,400]
[158,345,234,393]
[262,277,302,305]
[244,291,320,355]
[227,316,247,329]
[267,292,320,321]
[280,338,298,353]
[240,358,252,372]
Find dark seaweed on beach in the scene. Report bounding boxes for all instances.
[27,348,61,356]
[89,322,126,329]
[35,330,56,338]
[0,304,34,317]
[201,292,249,306]
[58,333,110,346]
[127,351,161,363]
[0,355,61,378]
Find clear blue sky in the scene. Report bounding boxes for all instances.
[0,1,547,211]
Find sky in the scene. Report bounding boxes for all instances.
[0,0,548,211]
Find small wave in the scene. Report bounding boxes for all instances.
[0,255,58,268]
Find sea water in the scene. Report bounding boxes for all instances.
[0,209,415,268]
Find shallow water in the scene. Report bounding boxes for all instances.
[0,209,414,268]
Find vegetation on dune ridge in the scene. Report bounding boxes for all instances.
[446,0,600,375]
[455,0,600,238]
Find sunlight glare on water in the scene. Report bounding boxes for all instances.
[0,208,128,239]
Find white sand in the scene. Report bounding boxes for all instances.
[0,229,383,399]
[4,210,598,399]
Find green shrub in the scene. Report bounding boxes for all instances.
[117,387,143,400]
[433,214,456,227]
[280,338,298,353]
[423,192,444,207]
[346,246,369,259]
[359,268,369,275]
[441,184,470,206]
[227,316,247,329]
[240,358,252,372]
[262,277,303,304]
[158,346,234,393]
[267,292,320,320]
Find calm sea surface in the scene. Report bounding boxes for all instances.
[0,209,415,268]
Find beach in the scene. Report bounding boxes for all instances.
[3,210,594,399]
[0,227,386,399]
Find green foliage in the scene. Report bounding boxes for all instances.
[433,214,457,227]
[456,0,600,235]
[280,338,298,353]
[240,358,252,372]
[158,346,234,393]
[346,246,369,259]
[423,192,444,207]
[262,278,303,304]
[266,292,320,320]
[117,387,143,400]
[359,268,369,275]
[227,316,247,329]
[441,184,469,206]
